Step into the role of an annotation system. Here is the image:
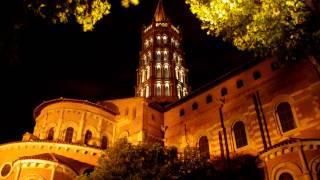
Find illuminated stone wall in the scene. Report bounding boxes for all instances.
[33,99,117,148]
[102,97,164,144]
[164,58,320,179]
[0,142,99,179]
[164,58,320,155]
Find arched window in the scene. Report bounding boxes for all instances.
[141,69,145,82]
[156,82,161,96]
[199,136,210,160]
[233,121,248,148]
[65,127,74,143]
[173,52,177,61]
[163,49,169,60]
[156,64,161,78]
[206,95,212,104]
[156,50,161,61]
[147,51,152,61]
[221,87,228,96]
[146,66,150,79]
[165,82,170,96]
[175,66,179,80]
[183,88,188,97]
[47,127,54,140]
[276,102,296,133]
[253,71,261,80]
[236,80,244,88]
[171,37,175,45]
[84,130,92,145]
[279,172,294,180]
[140,88,144,97]
[146,85,150,97]
[164,64,169,78]
[179,70,184,82]
[177,56,182,64]
[192,102,198,110]
[177,85,182,99]
[162,34,168,44]
[156,35,161,45]
[101,136,108,149]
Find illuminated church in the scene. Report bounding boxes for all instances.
[1,1,320,179]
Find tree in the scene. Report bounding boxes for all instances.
[24,0,139,32]
[186,0,320,59]
[77,139,179,180]
[77,139,263,180]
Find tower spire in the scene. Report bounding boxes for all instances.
[136,0,190,105]
[154,0,167,22]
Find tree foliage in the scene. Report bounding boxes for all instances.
[186,0,320,59]
[24,0,139,32]
[77,139,178,180]
[77,139,263,180]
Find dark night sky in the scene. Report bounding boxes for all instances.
[0,0,253,143]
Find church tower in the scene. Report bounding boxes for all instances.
[135,0,190,105]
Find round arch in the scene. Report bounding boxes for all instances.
[230,119,250,150]
[61,121,78,132]
[61,121,78,143]
[84,126,98,135]
[309,154,320,179]
[83,126,98,146]
[271,95,299,134]
[271,161,303,180]
[45,123,57,140]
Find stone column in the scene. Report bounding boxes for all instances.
[39,113,48,139]
[55,109,64,140]
[76,111,86,142]
[50,164,56,180]
[97,118,103,145]
[298,144,312,180]
[112,125,116,144]
[14,162,21,180]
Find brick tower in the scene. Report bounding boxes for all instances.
[135,0,190,105]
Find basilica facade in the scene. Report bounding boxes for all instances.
[1,1,320,179]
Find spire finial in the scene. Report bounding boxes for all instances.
[154,0,167,22]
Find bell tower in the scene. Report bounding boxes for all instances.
[135,0,190,105]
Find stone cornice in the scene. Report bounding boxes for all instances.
[33,97,118,119]
[0,141,102,165]
[259,138,320,162]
